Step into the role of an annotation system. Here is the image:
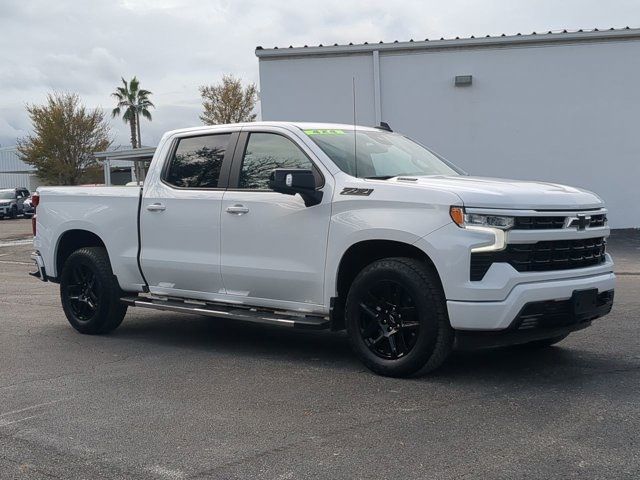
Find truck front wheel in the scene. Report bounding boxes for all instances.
[345,257,453,377]
[60,247,127,334]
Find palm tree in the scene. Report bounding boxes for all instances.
[111,77,154,148]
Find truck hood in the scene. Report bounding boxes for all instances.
[391,175,603,210]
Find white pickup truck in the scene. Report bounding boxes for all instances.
[31,122,615,377]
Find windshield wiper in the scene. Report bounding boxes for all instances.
[363,175,395,180]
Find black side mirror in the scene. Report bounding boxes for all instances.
[268,169,323,207]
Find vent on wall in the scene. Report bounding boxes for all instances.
[455,75,473,86]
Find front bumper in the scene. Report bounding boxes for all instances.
[454,289,613,349]
[447,271,615,330]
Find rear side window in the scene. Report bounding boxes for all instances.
[165,134,231,188]
[239,133,316,190]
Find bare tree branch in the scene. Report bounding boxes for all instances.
[199,74,257,125]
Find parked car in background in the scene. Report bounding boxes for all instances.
[22,195,35,218]
[0,187,30,219]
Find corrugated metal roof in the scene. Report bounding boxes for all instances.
[255,26,640,58]
[0,146,35,174]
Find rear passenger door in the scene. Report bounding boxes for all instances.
[140,131,238,300]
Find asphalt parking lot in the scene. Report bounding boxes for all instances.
[1,218,639,479]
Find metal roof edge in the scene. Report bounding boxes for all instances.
[94,147,157,160]
[255,27,640,58]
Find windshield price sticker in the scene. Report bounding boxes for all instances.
[304,129,345,135]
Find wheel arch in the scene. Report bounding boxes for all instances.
[55,229,108,279]
[330,239,445,330]
[335,240,443,301]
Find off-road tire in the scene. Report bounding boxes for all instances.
[60,247,127,334]
[345,257,453,377]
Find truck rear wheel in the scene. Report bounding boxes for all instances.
[60,247,127,334]
[345,257,453,377]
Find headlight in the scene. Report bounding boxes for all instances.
[464,213,514,230]
[450,206,511,252]
[450,207,514,230]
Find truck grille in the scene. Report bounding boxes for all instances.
[513,213,606,230]
[470,237,607,281]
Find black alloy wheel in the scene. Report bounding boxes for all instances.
[65,263,101,321]
[345,257,453,377]
[358,279,420,360]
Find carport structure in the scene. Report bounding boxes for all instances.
[94,147,156,185]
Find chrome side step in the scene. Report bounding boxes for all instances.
[120,296,331,330]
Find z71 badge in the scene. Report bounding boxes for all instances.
[340,188,374,196]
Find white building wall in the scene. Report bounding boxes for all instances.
[259,54,377,126]
[258,34,640,228]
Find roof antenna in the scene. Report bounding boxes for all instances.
[352,77,358,178]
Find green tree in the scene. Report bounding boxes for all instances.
[199,74,257,125]
[17,92,111,186]
[111,76,154,148]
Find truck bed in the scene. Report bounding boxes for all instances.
[34,186,145,291]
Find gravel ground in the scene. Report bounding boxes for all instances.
[1,219,639,479]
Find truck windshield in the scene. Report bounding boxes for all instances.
[0,190,15,199]
[303,129,462,178]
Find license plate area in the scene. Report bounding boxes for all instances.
[572,288,598,318]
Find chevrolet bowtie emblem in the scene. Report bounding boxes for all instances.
[564,214,591,230]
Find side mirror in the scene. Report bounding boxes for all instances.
[268,169,323,207]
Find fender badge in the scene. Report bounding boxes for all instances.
[340,188,374,196]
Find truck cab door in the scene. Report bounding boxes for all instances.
[220,128,333,312]
[139,131,238,301]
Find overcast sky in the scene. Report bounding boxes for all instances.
[1,0,639,147]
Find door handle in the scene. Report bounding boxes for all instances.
[226,204,249,215]
[146,203,166,212]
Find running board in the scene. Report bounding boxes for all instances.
[120,296,330,330]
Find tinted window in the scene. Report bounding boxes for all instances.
[165,134,230,188]
[239,133,315,190]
